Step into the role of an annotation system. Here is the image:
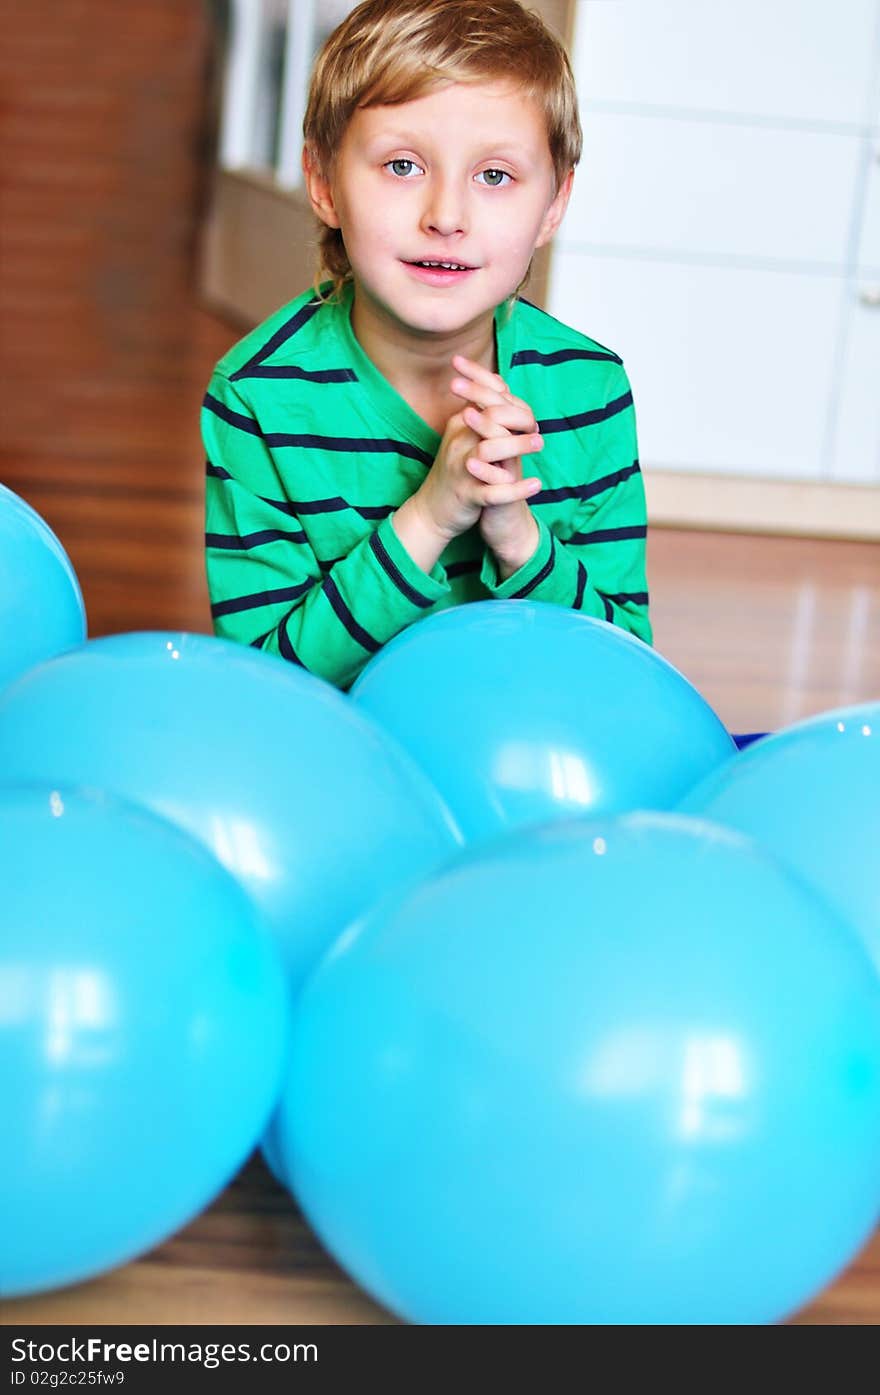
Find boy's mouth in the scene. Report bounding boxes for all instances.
[403,260,477,285]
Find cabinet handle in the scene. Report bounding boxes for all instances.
[858,286,880,308]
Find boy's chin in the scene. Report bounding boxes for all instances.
[394,300,491,333]
[354,270,514,331]
[391,267,515,308]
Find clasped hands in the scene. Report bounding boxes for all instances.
[409,353,544,581]
[449,353,542,579]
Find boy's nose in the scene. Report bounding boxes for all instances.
[420,179,467,237]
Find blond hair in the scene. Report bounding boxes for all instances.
[302,0,582,315]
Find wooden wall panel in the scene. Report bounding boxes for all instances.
[0,0,229,637]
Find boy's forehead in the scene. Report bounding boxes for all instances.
[352,81,550,157]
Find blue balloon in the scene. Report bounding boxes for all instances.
[0,783,287,1297]
[681,702,880,971]
[277,812,880,1324]
[352,602,736,842]
[0,484,86,692]
[0,632,461,992]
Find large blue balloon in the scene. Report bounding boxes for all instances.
[277,812,880,1324]
[0,632,461,993]
[0,783,287,1298]
[681,702,880,971]
[352,602,736,842]
[0,484,86,692]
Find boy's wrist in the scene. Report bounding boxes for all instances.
[391,495,452,574]
[491,512,541,581]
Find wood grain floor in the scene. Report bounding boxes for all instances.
[2,0,879,1329]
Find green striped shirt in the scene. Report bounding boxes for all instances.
[203,279,651,690]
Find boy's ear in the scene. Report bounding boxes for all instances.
[302,145,342,229]
[534,168,575,250]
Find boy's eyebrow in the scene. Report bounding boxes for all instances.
[365,132,537,163]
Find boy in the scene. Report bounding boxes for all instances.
[203,0,651,691]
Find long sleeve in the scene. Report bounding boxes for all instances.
[479,362,652,645]
[202,372,451,689]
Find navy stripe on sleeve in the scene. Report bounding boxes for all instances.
[510,346,622,368]
[206,527,308,549]
[253,497,300,519]
[263,431,432,467]
[293,496,396,521]
[278,611,305,666]
[322,576,381,654]
[597,590,650,623]
[230,298,324,379]
[368,531,435,608]
[574,561,588,610]
[205,397,434,468]
[533,462,640,506]
[569,525,647,545]
[538,390,633,436]
[511,536,556,599]
[208,476,396,523]
[232,366,357,383]
[211,580,314,618]
[203,392,262,435]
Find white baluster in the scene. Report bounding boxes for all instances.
[276,0,317,189]
[219,0,268,170]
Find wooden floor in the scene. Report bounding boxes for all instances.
[2,0,880,1329]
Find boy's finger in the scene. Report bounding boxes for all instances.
[451,373,533,416]
[479,401,538,434]
[476,433,543,464]
[451,378,506,407]
[458,392,536,434]
[480,477,542,506]
[462,404,510,438]
[462,406,539,448]
[451,354,509,395]
[465,457,516,485]
[462,405,530,443]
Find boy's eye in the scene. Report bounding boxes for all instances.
[477,169,512,188]
[384,160,512,188]
[386,158,423,178]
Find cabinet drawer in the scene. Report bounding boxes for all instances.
[548,250,844,480]
[829,292,880,482]
[568,114,862,266]
[574,0,880,126]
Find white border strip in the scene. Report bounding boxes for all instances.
[644,471,880,539]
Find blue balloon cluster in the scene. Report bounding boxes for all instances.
[681,704,880,974]
[0,484,86,692]
[1,784,287,1298]
[2,483,879,1324]
[352,601,737,840]
[276,812,880,1325]
[0,630,461,993]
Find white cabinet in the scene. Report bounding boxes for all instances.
[567,116,863,266]
[854,136,880,274]
[551,251,845,478]
[572,0,880,125]
[830,293,880,484]
[830,131,880,484]
[550,0,880,493]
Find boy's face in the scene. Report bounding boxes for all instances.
[306,80,572,340]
